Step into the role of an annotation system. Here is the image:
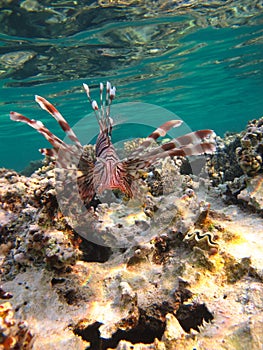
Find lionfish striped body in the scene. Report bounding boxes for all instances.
[10,82,216,206]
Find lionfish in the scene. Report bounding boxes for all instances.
[10,82,216,206]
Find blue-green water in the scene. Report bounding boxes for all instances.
[0,2,262,171]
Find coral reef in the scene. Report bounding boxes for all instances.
[1,120,263,349]
[0,166,80,278]
[236,117,263,176]
[208,116,263,214]
[208,133,243,185]
[20,160,44,177]
[0,301,33,349]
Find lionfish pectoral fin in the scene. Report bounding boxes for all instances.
[124,136,216,172]
[39,148,57,157]
[10,112,75,155]
[128,119,183,158]
[148,120,183,139]
[77,162,96,205]
[174,129,216,147]
[78,181,96,206]
[40,147,82,167]
[122,177,134,199]
[114,162,134,199]
[168,142,216,157]
[139,129,216,159]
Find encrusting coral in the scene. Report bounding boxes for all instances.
[207,116,263,214]
[0,302,33,349]
[236,117,263,176]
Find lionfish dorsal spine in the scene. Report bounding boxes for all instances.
[35,95,82,149]
[83,83,102,129]
[83,82,116,137]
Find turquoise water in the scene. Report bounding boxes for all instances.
[0,2,262,171]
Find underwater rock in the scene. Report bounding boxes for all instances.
[0,166,81,277]
[13,226,80,269]
[0,301,33,349]
[207,133,243,185]
[20,159,44,177]
[237,174,263,211]
[162,313,185,342]
[208,116,263,185]
[236,117,263,176]
[109,340,162,350]
[208,116,263,214]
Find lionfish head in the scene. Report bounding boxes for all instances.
[93,158,133,198]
